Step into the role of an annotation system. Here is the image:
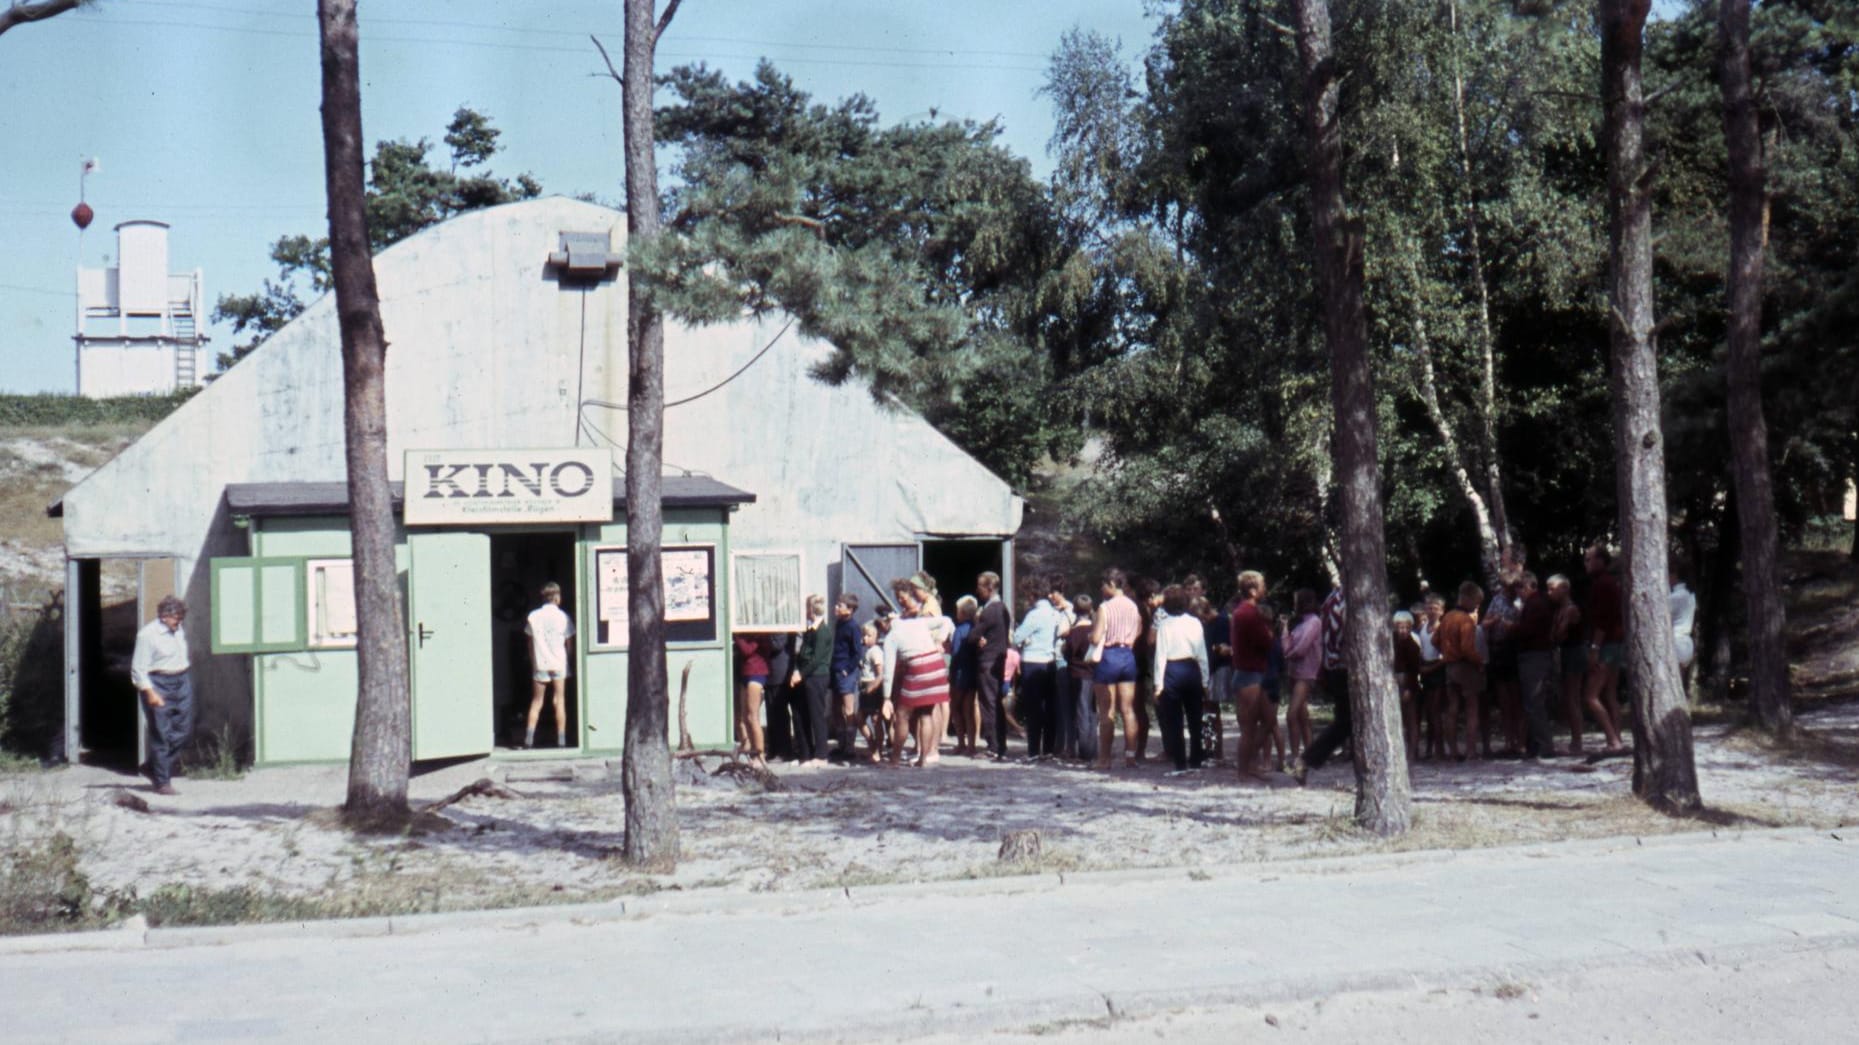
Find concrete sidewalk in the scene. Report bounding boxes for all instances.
[5,828,1856,1043]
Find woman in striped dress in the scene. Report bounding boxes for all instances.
[882,577,954,768]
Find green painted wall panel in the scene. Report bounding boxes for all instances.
[255,651,358,763]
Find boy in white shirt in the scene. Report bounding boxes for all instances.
[524,581,576,748]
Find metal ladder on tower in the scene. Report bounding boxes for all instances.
[172,303,198,387]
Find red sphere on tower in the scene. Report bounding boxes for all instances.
[71,201,94,230]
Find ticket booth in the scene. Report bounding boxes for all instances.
[204,451,753,765]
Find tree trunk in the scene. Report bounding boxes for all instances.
[620,0,678,869]
[1292,0,1412,838]
[1718,0,1793,738]
[1446,0,1512,572]
[320,0,411,824]
[1599,0,1700,815]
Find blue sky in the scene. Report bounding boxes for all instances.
[0,0,1157,393]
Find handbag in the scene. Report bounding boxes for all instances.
[1084,642,1104,665]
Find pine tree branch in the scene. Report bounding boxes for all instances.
[590,33,622,85]
[0,0,86,37]
[654,0,682,45]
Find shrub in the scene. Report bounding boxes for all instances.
[0,590,63,761]
[0,390,195,429]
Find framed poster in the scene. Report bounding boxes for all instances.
[730,550,804,633]
[591,544,717,649]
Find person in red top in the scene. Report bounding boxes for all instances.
[1581,544,1628,754]
[1228,570,1275,782]
[734,633,775,765]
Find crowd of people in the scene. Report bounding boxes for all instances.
[731,545,1701,782]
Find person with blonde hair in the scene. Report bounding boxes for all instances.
[1228,570,1275,782]
[882,577,954,767]
[950,594,981,756]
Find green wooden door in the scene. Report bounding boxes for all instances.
[409,531,492,760]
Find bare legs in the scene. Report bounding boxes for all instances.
[524,677,567,746]
[1235,683,1268,782]
[1583,660,1626,751]
[1094,681,1139,769]
[950,685,977,756]
[738,680,766,763]
[1287,679,1314,761]
[1561,670,1586,754]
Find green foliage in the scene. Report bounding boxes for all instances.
[0,390,194,428]
[0,832,123,934]
[648,62,1081,486]
[1038,0,1856,597]
[213,106,542,369]
[0,590,63,761]
[181,724,246,781]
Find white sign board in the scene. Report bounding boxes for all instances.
[404,448,613,525]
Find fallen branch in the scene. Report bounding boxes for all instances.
[422,776,523,814]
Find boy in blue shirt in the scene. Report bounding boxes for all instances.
[829,592,863,761]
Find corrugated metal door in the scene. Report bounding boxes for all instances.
[839,544,919,625]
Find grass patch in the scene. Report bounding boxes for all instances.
[182,724,248,782]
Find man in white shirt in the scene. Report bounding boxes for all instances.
[524,582,576,748]
[132,596,193,795]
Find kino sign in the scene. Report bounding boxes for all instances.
[404,448,614,525]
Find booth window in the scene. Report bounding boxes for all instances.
[210,556,308,653]
[306,558,359,649]
[730,550,804,633]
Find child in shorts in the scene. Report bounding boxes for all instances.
[857,621,887,762]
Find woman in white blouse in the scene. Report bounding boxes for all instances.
[881,577,954,767]
[1152,584,1211,772]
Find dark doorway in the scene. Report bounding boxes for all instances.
[920,539,1008,612]
[488,531,578,750]
[75,559,144,769]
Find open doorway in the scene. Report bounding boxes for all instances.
[920,539,1010,612]
[72,558,155,770]
[489,531,578,751]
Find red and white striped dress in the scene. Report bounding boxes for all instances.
[882,615,951,709]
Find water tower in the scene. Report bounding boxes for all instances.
[73,220,208,398]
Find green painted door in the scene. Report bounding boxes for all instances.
[409,531,492,760]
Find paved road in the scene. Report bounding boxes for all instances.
[5,829,1856,1043]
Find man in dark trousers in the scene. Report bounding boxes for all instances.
[132,596,194,796]
[969,571,1012,759]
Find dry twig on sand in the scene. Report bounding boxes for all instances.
[422,777,524,814]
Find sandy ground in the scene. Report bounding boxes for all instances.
[5,698,1857,923]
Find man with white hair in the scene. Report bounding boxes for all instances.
[132,596,194,795]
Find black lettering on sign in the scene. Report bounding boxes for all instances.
[496,463,548,499]
[424,464,474,498]
[551,461,595,498]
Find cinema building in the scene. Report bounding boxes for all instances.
[52,197,1022,767]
